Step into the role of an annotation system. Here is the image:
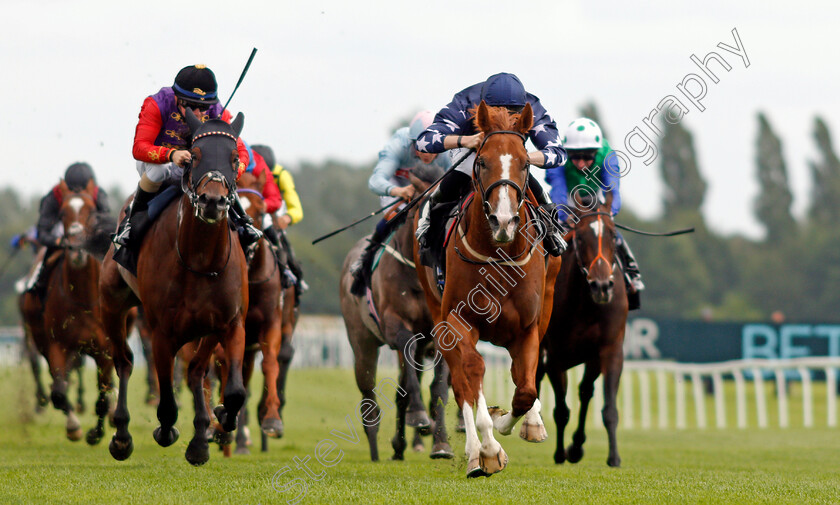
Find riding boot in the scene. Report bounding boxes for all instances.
[27,247,59,302]
[278,230,307,299]
[113,186,156,248]
[528,175,567,256]
[350,222,389,297]
[617,234,645,292]
[229,192,263,251]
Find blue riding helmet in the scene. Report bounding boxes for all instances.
[480,72,527,107]
[64,162,95,191]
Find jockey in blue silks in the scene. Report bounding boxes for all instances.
[414,72,567,257]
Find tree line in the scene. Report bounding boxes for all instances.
[0,107,837,325]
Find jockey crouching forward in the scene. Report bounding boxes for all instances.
[251,144,309,298]
[349,109,452,296]
[545,118,645,309]
[414,72,567,258]
[112,64,261,252]
[23,162,110,297]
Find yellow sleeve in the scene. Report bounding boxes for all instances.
[275,165,303,224]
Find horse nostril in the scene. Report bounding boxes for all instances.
[198,194,209,206]
[488,215,500,228]
[512,215,521,226]
[608,279,615,289]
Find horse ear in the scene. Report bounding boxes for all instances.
[84,179,96,196]
[516,102,533,135]
[258,167,266,188]
[231,112,245,138]
[183,107,203,135]
[475,100,491,133]
[604,190,614,213]
[59,179,71,197]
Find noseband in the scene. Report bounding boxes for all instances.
[572,211,616,280]
[473,130,530,217]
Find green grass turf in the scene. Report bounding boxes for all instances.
[1,365,839,504]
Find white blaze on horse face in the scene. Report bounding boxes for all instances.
[495,154,514,218]
[589,218,603,238]
[240,197,251,212]
[68,197,85,217]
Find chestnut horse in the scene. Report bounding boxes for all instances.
[340,164,453,462]
[413,102,561,477]
[538,199,629,467]
[19,180,114,443]
[100,112,249,465]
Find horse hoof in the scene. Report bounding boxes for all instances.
[109,436,134,461]
[234,446,250,456]
[554,450,567,464]
[430,443,454,459]
[185,438,210,466]
[466,457,489,478]
[487,406,512,434]
[479,447,508,475]
[85,427,104,446]
[390,453,404,461]
[607,456,621,468]
[37,394,49,408]
[413,442,425,453]
[214,405,238,433]
[405,410,431,429]
[566,444,584,464]
[153,426,180,447]
[66,427,84,442]
[214,429,233,447]
[519,421,548,443]
[456,419,466,433]
[260,418,284,438]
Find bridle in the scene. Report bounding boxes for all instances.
[472,130,530,219]
[571,210,616,281]
[173,129,239,277]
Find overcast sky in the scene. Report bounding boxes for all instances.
[2,0,837,238]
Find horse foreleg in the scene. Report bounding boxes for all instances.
[350,333,381,462]
[391,371,410,461]
[85,342,115,446]
[185,345,213,466]
[394,328,431,429]
[46,341,81,441]
[104,308,134,461]
[25,334,49,411]
[216,323,247,433]
[259,317,284,439]
[74,353,86,414]
[601,345,624,468]
[544,353,570,463]
[567,360,601,464]
[429,356,453,459]
[235,349,257,455]
[491,330,545,442]
[151,337,179,448]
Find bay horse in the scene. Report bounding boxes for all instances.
[100,111,249,465]
[340,163,453,462]
[224,169,285,455]
[19,180,114,443]
[413,102,561,476]
[537,197,629,467]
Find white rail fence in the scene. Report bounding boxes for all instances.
[4,319,839,430]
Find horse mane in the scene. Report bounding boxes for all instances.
[82,213,118,261]
[468,104,520,131]
[409,160,444,183]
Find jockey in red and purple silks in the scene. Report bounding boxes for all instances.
[113,64,260,250]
